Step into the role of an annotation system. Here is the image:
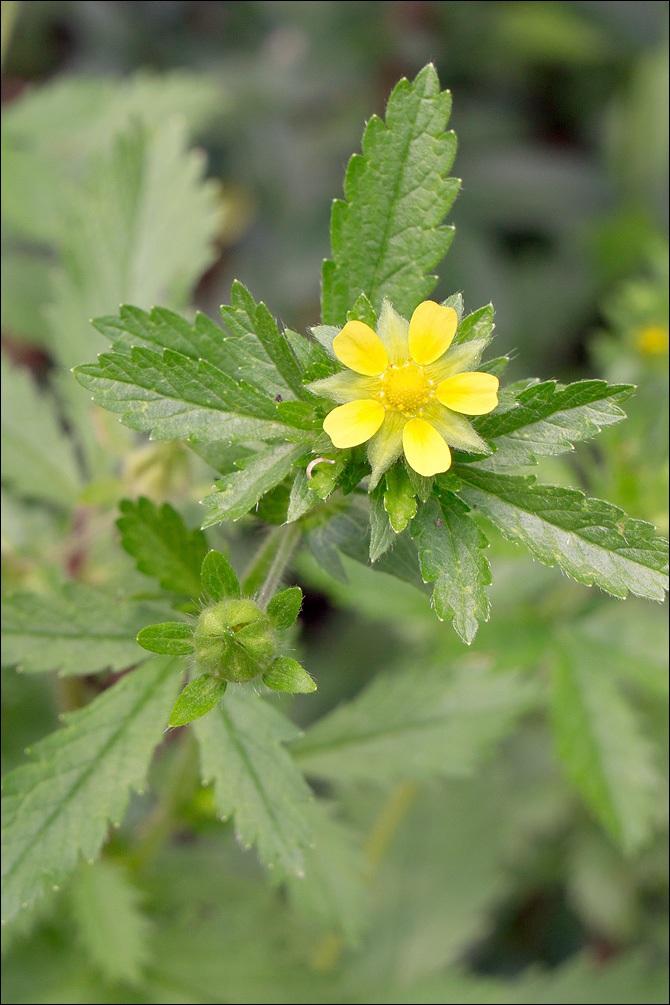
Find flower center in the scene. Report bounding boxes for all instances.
[381,361,432,413]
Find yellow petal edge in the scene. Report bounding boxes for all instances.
[436,372,499,415]
[408,301,458,366]
[402,417,452,476]
[323,399,385,448]
[333,321,389,376]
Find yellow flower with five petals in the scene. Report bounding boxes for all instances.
[309,300,499,484]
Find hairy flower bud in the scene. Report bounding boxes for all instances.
[193,599,276,683]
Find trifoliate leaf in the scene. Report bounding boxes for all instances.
[200,442,309,526]
[200,549,240,601]
[117,497,207,598]
[137,622,194,656]
[266,587,303,629]
[74,345,310,446]
[550,637,662,854]
[473,379,634,469]
[1,354,82,509]
[1,584,168,676]
[169,676,227,727]
[194,688,313,876]
[293,663,536,783]
[384,466,418,532]
[411,493,492,644]
[263,657,316,694]
[322,63,460,323]
[1,657,181,922]
[457,467,669,601]
[70,859,152,985]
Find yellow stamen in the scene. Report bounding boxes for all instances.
[381,361,432,412]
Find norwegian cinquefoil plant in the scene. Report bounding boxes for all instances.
[1,64,667,937]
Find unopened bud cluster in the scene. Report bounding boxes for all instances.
[193,598,276,683]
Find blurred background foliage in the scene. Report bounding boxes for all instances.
[1,2,668,1003]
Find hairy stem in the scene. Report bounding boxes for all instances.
[246,524,301,609]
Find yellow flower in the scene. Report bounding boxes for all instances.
[309,300,499,485]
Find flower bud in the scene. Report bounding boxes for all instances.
[193,598,276,683]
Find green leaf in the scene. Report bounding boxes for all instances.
[292,663,536,783]
[137,622,194,656]
[262,657,316,694]
[473,379,634,469]
[1,584,167,676]
[369,486,395,562]
[384,466,418,532]
[1,354,82,509]
[200,442,309,526]
[550,639,662,854]
[221,281,306,398]
[70,859,151,985]
[266,587,303,629]
[411,493,492,644]
[322,63,459,323]
[1,657,181,922]
[117,497,207,598]
[284,329,337,382]
[286,468,321,523]
[169,675,227,726]
[451,302,495,346]
[194,688,313,876]
[200,549,240,601]
[457,467,669,601]
[74,345,307,446]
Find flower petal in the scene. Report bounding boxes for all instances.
[436,372,499,414]
[408,301,458,365]
[307,371,382,404]
[333,321,389,376]
[323,399,385,448]
[402,417,452,476]
[375,299,411,365]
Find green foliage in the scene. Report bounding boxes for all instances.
[263,657,317,694]
[1,584,166,675]
[70,859,152,985]
[136,622,194,655]
[1,657,181,922]
[551,638,662,854]
[117,497,207,598]
[266,586,303,629]
[169,675,227,727]
[1,354,82,509]
[412,493,492,644]
[457,467,669,601]
[293,663,537,783]
[201,442,310,525]
[194,688,313,876]
[200,548,240,600]
[322,63,460,323]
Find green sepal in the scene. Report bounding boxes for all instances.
[369,485,395,562]
[136,622,194,655]
[405,465,434,502]
[346,292,377,328]
[384,466,418,532]
[266,586,303,629]
[200,549,240,601]
[263,657,317,694]
[169,675,227,727]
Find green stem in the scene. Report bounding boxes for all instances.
[245,524,301,608]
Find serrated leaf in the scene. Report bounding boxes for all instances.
[457,467,669,601]
[137,622,194,656]
[283,329,337,382]
[266,587,303,629]
[1,354,82,509]
[550,639,662,854]
[221,281,305,398]
[1,584,167,676]
[200,549,240,600]
[411,493,491,644]
[322,64,460,323]
[169,675,227,726]
[74,345,308,446]
[194,688,313,876]
[1,656,181,922]
[451,302,495,347]
[263,657,316,694]
[200,442,309,526]
[70,859,152,985]
[473,379,634,469]
[117,497,207,598]
[286,468,321,523]
[293,663,536,783]
[384,466,418,532]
